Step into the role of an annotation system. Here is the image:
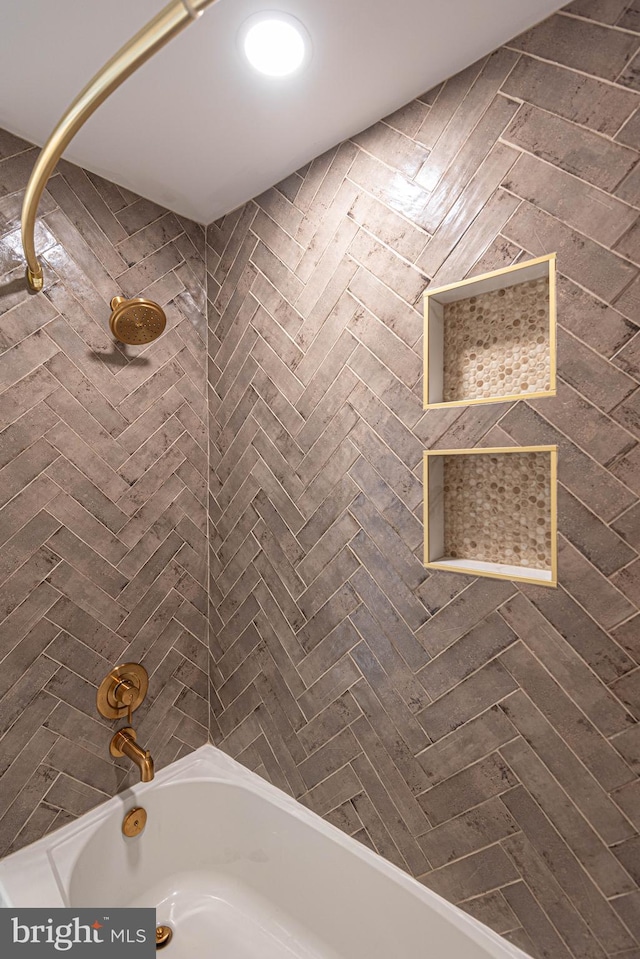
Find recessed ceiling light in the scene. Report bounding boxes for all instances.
[241,13,309,77]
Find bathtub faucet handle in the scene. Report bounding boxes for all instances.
[113,678,136,724]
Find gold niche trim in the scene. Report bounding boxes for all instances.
[423,445,558,588]
[423,253,557,410]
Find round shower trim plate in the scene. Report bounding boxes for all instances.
[239,12,311,78]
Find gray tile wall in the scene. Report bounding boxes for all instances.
[0,142,208,854]
[2,3,640,956]
[206,4,640,956]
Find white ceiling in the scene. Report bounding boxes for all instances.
[0,0,564,224]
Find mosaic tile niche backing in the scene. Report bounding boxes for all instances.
[443,451,552,569]
[442,277,550,402]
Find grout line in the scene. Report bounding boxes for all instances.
[497,148,640,261]
[559,8,640,37]
[504,42,640,92]
[613,103,640,141]
[507,582,640,725]
[610,330,640,366]
[494,684,639,862]
[498,826,614,956]
[607,606,640,631]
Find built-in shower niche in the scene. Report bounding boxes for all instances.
[423,253,556,409]
[424,446,558,586]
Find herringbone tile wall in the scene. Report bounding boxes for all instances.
[2,2,640,957]
[206,4,640,957]
[0,140,208,854]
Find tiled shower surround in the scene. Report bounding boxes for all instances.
[0,145,209,847]
[206,4,640,958]
[1,1,640,957]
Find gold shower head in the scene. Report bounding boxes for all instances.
[109,296,167,345]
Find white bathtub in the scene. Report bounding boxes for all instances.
[0,745,528,958]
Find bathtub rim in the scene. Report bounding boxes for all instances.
[0,743,530,959]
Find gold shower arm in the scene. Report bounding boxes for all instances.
[21,0,217,292]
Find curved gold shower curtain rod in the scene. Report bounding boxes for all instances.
[21,0,218,292]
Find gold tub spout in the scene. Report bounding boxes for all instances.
[110,727,154,782]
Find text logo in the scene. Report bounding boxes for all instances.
[0,908,156,955]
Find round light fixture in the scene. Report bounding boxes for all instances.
[241,13,309,77]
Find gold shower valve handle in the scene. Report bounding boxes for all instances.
[96,663,149,721]
[114,679,136,706]
[114,678,136,724]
